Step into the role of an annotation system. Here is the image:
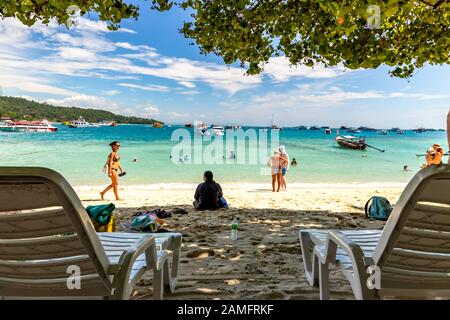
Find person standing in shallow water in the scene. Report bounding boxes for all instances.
[268,150,281,192]
[279,146,289,191]
[100,141,125,201]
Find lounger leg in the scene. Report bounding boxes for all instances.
[319,262,330,300]
[163,257,174,293]
[164,234,182,293]
[299,231,319,286]
[153,268,164,300]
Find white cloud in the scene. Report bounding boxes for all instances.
[143,105,160,116]
[0,17,261,95]
[70,16,136,34]
[169,111,190,118]
[101,90,120,96]
[57,46,97,61]
[178,81,196,88]
[0,71,78,96]
[263,56,351,82]
[118,83,170,92]
[46,94,120,111]
[179,90,200,95]
[387,92,449,100]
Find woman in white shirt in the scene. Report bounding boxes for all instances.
[268,150,281,192]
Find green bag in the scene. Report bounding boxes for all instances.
[85,203,116,226]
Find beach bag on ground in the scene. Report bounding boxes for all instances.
[85,203,116,232]
[364,196,393,221]
[130,212,164,232]
[219,197,229,209]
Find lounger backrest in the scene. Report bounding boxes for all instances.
[0,167,112,297]
[373,165,450,290]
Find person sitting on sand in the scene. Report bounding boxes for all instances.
[193,171,228,210]
[267,150,281,192]
[291,158,297,166]
[426,144,444,166]
[100,141,125,201]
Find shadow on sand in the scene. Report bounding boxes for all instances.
[86,202,385,300]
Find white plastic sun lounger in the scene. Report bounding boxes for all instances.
[299,165,450,299]
[0,167,181,299]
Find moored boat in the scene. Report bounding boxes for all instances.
[194,122,209,135]
[0,119,57,132]
[336,135,366,150]
[346,128,361,134]
[225,124,241,130]
[69,117,97,128]
[211,126,225,136]
[152,122,164,128]
[325,128,332,134]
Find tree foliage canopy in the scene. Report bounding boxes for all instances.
[0,0,139,30]
[152,0,450,77]
[2,0,450,77]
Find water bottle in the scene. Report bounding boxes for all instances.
[231,217,238,240]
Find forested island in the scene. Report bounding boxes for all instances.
[0,96,161,124]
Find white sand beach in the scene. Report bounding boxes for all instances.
[76,183,404,300]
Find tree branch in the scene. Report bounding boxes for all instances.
[433,0,448,9]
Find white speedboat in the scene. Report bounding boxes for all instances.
[211,126,225,136]
[0,119,57,132]
[225,124,241,130]
[194,122,209,135]
[69,117,98,128]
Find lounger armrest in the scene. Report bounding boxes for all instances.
[323,231,367,267]
[112,234,158,274]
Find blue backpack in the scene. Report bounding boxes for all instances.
[364,196,393,221]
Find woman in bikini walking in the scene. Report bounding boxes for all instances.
[100,141,125,201]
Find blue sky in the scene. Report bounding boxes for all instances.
[0,2,449,128]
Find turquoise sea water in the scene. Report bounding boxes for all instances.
[0,124,447,186]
